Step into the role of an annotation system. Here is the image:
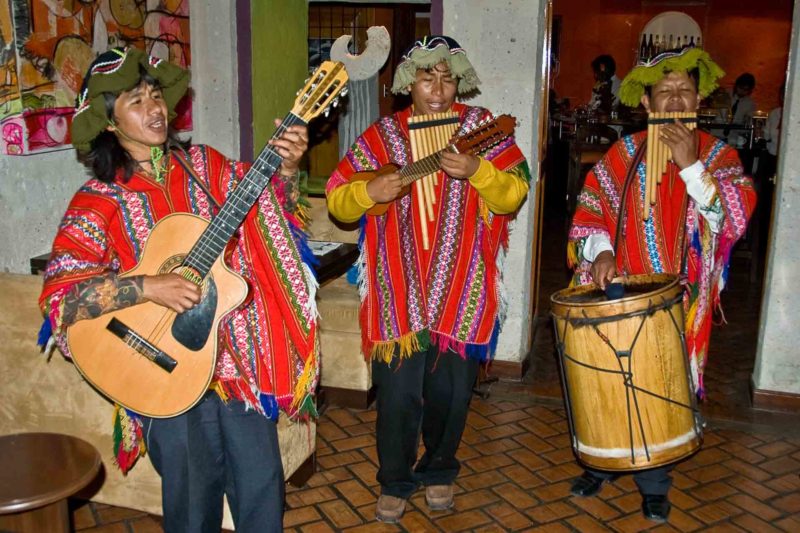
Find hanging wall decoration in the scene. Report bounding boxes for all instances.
[0,0,191,156]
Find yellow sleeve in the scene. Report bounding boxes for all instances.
[468,158,529,214]
[326,179,376,223]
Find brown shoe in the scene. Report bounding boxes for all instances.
[425,484,454,510]
[375,494,407,523]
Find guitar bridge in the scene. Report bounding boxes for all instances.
[106,318,178,373]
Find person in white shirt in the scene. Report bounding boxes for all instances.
[726,72,756,148]
[589,54,621,113]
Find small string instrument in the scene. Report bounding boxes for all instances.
[350,114,517,218]
[645,112,697,220]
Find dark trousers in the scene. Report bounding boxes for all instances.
[143,393,284,533]
[372,346,480,499]
[586,466,673,496]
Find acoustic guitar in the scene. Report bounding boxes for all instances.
[66,61,349,418]
[349,114,517,216]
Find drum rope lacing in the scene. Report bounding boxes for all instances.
[554,294,700,464]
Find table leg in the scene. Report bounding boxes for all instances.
[0,499,70,532]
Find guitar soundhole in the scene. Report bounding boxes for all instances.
[172,276,218,351]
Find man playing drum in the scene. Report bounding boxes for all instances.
[566,47,756,522]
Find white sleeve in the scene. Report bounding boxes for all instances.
[583,233,614,262]
[679,160,723,232]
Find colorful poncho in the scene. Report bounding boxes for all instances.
[39,145,319,471]
[327,103,530,362]
[569,130,756,396]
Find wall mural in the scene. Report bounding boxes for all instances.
[0,0,190,156]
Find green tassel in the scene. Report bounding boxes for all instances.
[112,405,123,458]
[150,146,165,183]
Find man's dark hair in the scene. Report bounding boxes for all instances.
[644,67,700,97]
[80,68,188,183]
[591,55,616,77]
[735,72,756,90]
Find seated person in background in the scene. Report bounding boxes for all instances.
[588,54,621,115]
[567,47,755,524]
[725,72,757,148]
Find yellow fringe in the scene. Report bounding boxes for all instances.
[211,381,230,403]
[685,300,698,332]
[295,201,311,226]
[370,331,423,363]
[567,241,579,268]
[291,348,319,410]
[478,198,490,226]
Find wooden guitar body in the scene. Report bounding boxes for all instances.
[66,214,248,418]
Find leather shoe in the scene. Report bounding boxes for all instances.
[375,494,407,523]
[425,484,454,510]
[641,494,671,523]
[569,472,616,497]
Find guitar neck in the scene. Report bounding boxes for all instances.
[398,145,456,186]
[182,112,307,278]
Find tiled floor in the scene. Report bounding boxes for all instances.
[70,211,799,532]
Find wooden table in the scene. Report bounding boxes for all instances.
[0,432,101,532]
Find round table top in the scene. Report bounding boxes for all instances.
[0,432,101,514]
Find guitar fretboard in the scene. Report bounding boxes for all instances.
[399,145,457,186]
[182,113,306,278]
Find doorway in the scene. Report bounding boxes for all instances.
[305,2,432,192]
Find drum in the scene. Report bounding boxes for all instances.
[550,273,702,471]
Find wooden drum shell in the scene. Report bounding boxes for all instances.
[550,274,701,471]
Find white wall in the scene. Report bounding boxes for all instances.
[0,152,88,273]
[0,0,240,275]
[752,1,800,396]
[442,0,546,363]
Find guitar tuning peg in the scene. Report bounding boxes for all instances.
[332,98,339,108]
[340,87,349,97]
[324,107,331,118]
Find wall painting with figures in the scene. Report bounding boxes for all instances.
[0,0,190,156]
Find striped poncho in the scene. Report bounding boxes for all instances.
[569,130,756,395]
[327,103,530,362]
[39,145,319,471]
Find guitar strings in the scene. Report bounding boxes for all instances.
[142,115,302,349]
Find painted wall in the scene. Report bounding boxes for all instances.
[250,1,308,152]
[752,1,800,396]
[443,0,545,362]
[0,0,241,274]
[553,0,792,112]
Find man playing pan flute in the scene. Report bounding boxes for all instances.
[326,35,530,522]
[38,47,315,532]
[567,47,756,522]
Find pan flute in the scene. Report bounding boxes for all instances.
[407,111,460,249]
[644,112,697,220]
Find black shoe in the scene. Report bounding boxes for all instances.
[569,472,616,497]
[641,494,671,523]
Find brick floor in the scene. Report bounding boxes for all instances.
[71,214,798,531]
[71,386,800,532]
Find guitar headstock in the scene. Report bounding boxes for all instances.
[291,61,349,122]
[453,114,517,155]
